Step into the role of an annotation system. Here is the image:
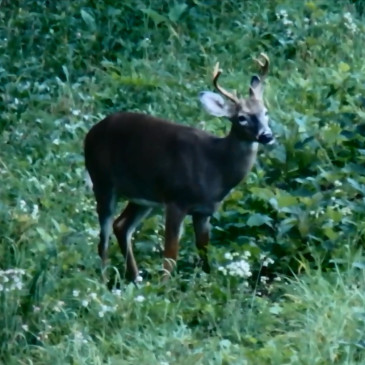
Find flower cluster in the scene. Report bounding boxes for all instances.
[276,9,293,26]
[73,330,89,344]
[0,268,26,292]
[343,12,357,34]
[218,251,252,278]
[275,9,294,37]
[309,208,325,219]
[17,199,39,220]
[260,254,274,267]
[74,288,120,318]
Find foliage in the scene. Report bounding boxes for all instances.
[1,0,365,363]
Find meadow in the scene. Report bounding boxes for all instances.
[1,0,365,364]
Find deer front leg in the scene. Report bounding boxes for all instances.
[163,203,187,280]
[113,202,151,282]
[192,213,211,273]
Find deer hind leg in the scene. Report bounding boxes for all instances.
[192,213,211,273]
[93,183,116,266]
[163,204,187,280]
[113,202,151,282]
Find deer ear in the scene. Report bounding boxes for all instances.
[249,75,263,98]
[199,91,233,117]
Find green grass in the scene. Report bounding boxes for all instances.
[1,0,365,363]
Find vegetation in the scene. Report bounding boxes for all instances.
[1,0,365,363]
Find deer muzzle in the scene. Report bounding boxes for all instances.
[257,131,274,145]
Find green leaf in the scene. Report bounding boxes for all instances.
[338,62,350,73]
[352,261,365,269]
[81,9,96,31]
[36,227,52,243]
[168,3,188,22]
[321,123,342,144]
[62,65,69,82]
[247,214,273,227]
[250,187,275,201]
[323,226,338,241]
[347,178,365,194]
[276,192,298,208]
[141,8,168,25]
[269,304,283,315]
[271,144,286,163]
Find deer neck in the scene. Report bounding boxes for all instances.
[218,131,259,185]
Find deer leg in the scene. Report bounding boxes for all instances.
[93,184,116,266]
[192,213,211,273]
[163,204,187,279]
[113,202,151,282]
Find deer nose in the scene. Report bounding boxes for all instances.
[257,131,274,145]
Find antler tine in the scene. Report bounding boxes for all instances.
[254,53,270,79]
[212,62,240,104]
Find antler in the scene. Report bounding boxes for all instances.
[213,62,240,104]
[254,53,269,79]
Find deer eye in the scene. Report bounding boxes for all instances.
[238,115,248,125]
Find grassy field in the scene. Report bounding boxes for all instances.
[1,0,365,364]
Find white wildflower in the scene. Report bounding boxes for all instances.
[98,304,110,318]
[81,299,89,307]
[31,204,39,219]
[263,257,274,267]
[344,12,357,34]
[135,295,145,303]
[54,301,65,312]
[283,18,293,26]
[52,138,60,145]
[226,259,252,278]
[14,281,23,290]
[0,268,26,292]
[19,200,27,212]
[72,290,80,297]
[74,331,83,340]
[224,252,233,260]
[279,9,288,18]
[112,289,122,296]
[89,292,97,300]
[98,311,105,318]
[218,266,227,275]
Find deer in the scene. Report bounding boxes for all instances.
[84,53,274,282]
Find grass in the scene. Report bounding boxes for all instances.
[1,0,365,364]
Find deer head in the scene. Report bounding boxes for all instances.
[199,53,274,145]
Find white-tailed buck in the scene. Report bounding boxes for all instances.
[84,53,274,281]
